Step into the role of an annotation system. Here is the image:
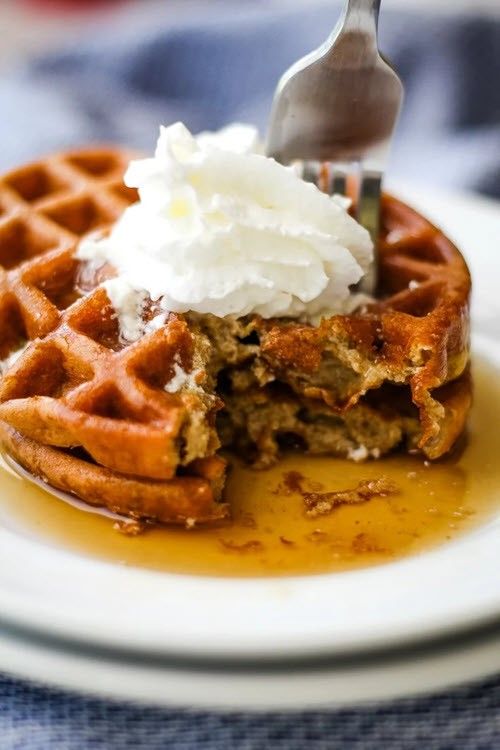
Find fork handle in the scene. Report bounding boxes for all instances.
[342,0,381,34]
[345,0,381,18]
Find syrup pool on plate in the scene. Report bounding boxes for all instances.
[0,356,499,578]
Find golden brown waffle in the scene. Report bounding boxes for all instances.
[257,194,471,459]
[0,149,228,524]
[0,148,471,525]
[0,148,137,345]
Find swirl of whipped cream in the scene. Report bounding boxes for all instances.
[78,122,373,324]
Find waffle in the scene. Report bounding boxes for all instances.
[0,148,471,525]
[248,194,472,462]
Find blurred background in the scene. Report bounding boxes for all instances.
[0,0,499,198]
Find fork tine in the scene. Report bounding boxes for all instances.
[332,169,347,197]
[303,161,336,194]
[304,162,348,196]
[302,161,320,185]
[357,170,381,242]
[356,170,382,291]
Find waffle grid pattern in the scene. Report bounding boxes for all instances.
[0,150,136,347]
[0,150,227,524]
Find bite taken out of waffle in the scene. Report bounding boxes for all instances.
[0,148,471,526]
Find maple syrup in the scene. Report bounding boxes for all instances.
[0,356,498,577]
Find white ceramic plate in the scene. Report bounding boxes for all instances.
[0,184,498,709]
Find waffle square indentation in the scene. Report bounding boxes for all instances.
[4,164,70,204]
[0,216,63,270]
[65,153,123,178]
[67,289,123,352]
[42,194,121,237]
[108,182,139,206]
[0,298,27,360]
[26,252,83,311]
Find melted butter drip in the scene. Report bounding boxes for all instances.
[0,357,499,578]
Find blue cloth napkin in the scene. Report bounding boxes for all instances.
[0,2,499,747]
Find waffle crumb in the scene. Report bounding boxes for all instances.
[220,539,264,553]
[348,445,369,462]
[283,470,305,493]
[273,471,323,496]
[304,478,400,518]
[113,519,147,536]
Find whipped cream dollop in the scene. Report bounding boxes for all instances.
[78,122,373,330]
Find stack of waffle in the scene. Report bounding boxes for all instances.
[0,149,471,525]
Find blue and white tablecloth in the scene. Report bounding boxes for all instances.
[0,673,499,750]
[0,1,499,747]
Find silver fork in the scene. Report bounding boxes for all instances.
[266,0,404,292]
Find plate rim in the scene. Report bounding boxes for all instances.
[0,186,497,668]
[0,606,499,709]
[0,336,497,661]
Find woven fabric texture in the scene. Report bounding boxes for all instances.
[0,674,499,750]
